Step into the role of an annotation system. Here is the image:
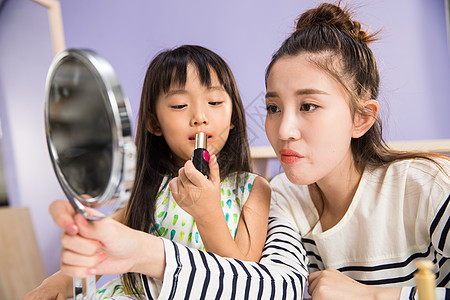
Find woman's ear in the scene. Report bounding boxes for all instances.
[352,100,379,138]
[146,114,163,136]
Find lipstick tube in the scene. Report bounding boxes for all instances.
[192,132,210,177]
[414,260,436,300]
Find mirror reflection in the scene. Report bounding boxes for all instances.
[47,56,113,200]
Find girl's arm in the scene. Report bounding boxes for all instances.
[198,175,270,261]
[169,155,271,261]
[23,270,73,300]
[23,271,104,300]
[111,206,126,223]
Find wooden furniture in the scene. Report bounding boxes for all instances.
[0,207,46,299]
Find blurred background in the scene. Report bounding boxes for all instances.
[0,0,449,286]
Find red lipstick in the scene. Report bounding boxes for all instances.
[279,149,303,164]
[192,132,210,177]
[189,132,212,144]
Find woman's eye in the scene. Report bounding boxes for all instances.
[300,103,318,112]
[266,105,280,114]
[171,104,187,109]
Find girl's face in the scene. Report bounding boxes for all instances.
[265,54,358,186]
[153,64,233,166]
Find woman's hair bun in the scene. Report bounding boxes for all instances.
[295,2,377,44]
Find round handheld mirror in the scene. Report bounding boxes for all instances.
[45,49,136,299]
[45,48,136,220]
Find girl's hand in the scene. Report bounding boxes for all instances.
[22,273,69,300]
[169,154,222,224]
[48,200,165,280]
[308,269,401,300]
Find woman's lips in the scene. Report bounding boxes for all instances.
[279,149,303,164]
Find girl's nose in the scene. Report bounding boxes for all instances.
[278,113,301,141]
[190,106,209,126]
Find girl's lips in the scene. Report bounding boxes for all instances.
[188,133,212,143]
[279,149,303,164]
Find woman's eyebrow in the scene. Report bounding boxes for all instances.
[295,88,329,95]
[265,91,278,99]
[266,88,329,99]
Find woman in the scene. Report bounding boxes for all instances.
[263,2,449,298]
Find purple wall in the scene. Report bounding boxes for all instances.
[0,0,449,277]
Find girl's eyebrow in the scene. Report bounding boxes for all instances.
[165,86,225,98]
[266,88,329,99]
[164,89,187,98]
[207,86,226,92]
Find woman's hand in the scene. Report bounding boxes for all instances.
[169,154,222,224]
[48,200,165,280]
[308,269,401,300]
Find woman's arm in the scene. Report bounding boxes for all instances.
[49,199,309,299]
[157,215,309,299]
[426,192,450,299]
[307,269,402,300]
[23,201,110,300]
[23,201,81,300]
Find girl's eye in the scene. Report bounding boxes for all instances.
[266,105,280,114]
[171,104,187,109]
[300,103,318,112]
[209,101,222,106]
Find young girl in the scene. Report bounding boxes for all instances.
[117,44,270,297]
[25,45,270,299]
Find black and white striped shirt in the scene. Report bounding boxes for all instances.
[270,159,449,300]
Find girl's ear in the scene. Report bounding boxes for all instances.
[352,100,379,138]
[146,114,163,136]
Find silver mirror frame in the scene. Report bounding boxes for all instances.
[44,49,136,299]
[44,48,135,219]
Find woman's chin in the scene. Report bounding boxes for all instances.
[283,169,316,186]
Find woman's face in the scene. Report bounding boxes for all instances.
[265,54,357,186]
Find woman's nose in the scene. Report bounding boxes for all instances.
[278,113,301,141]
